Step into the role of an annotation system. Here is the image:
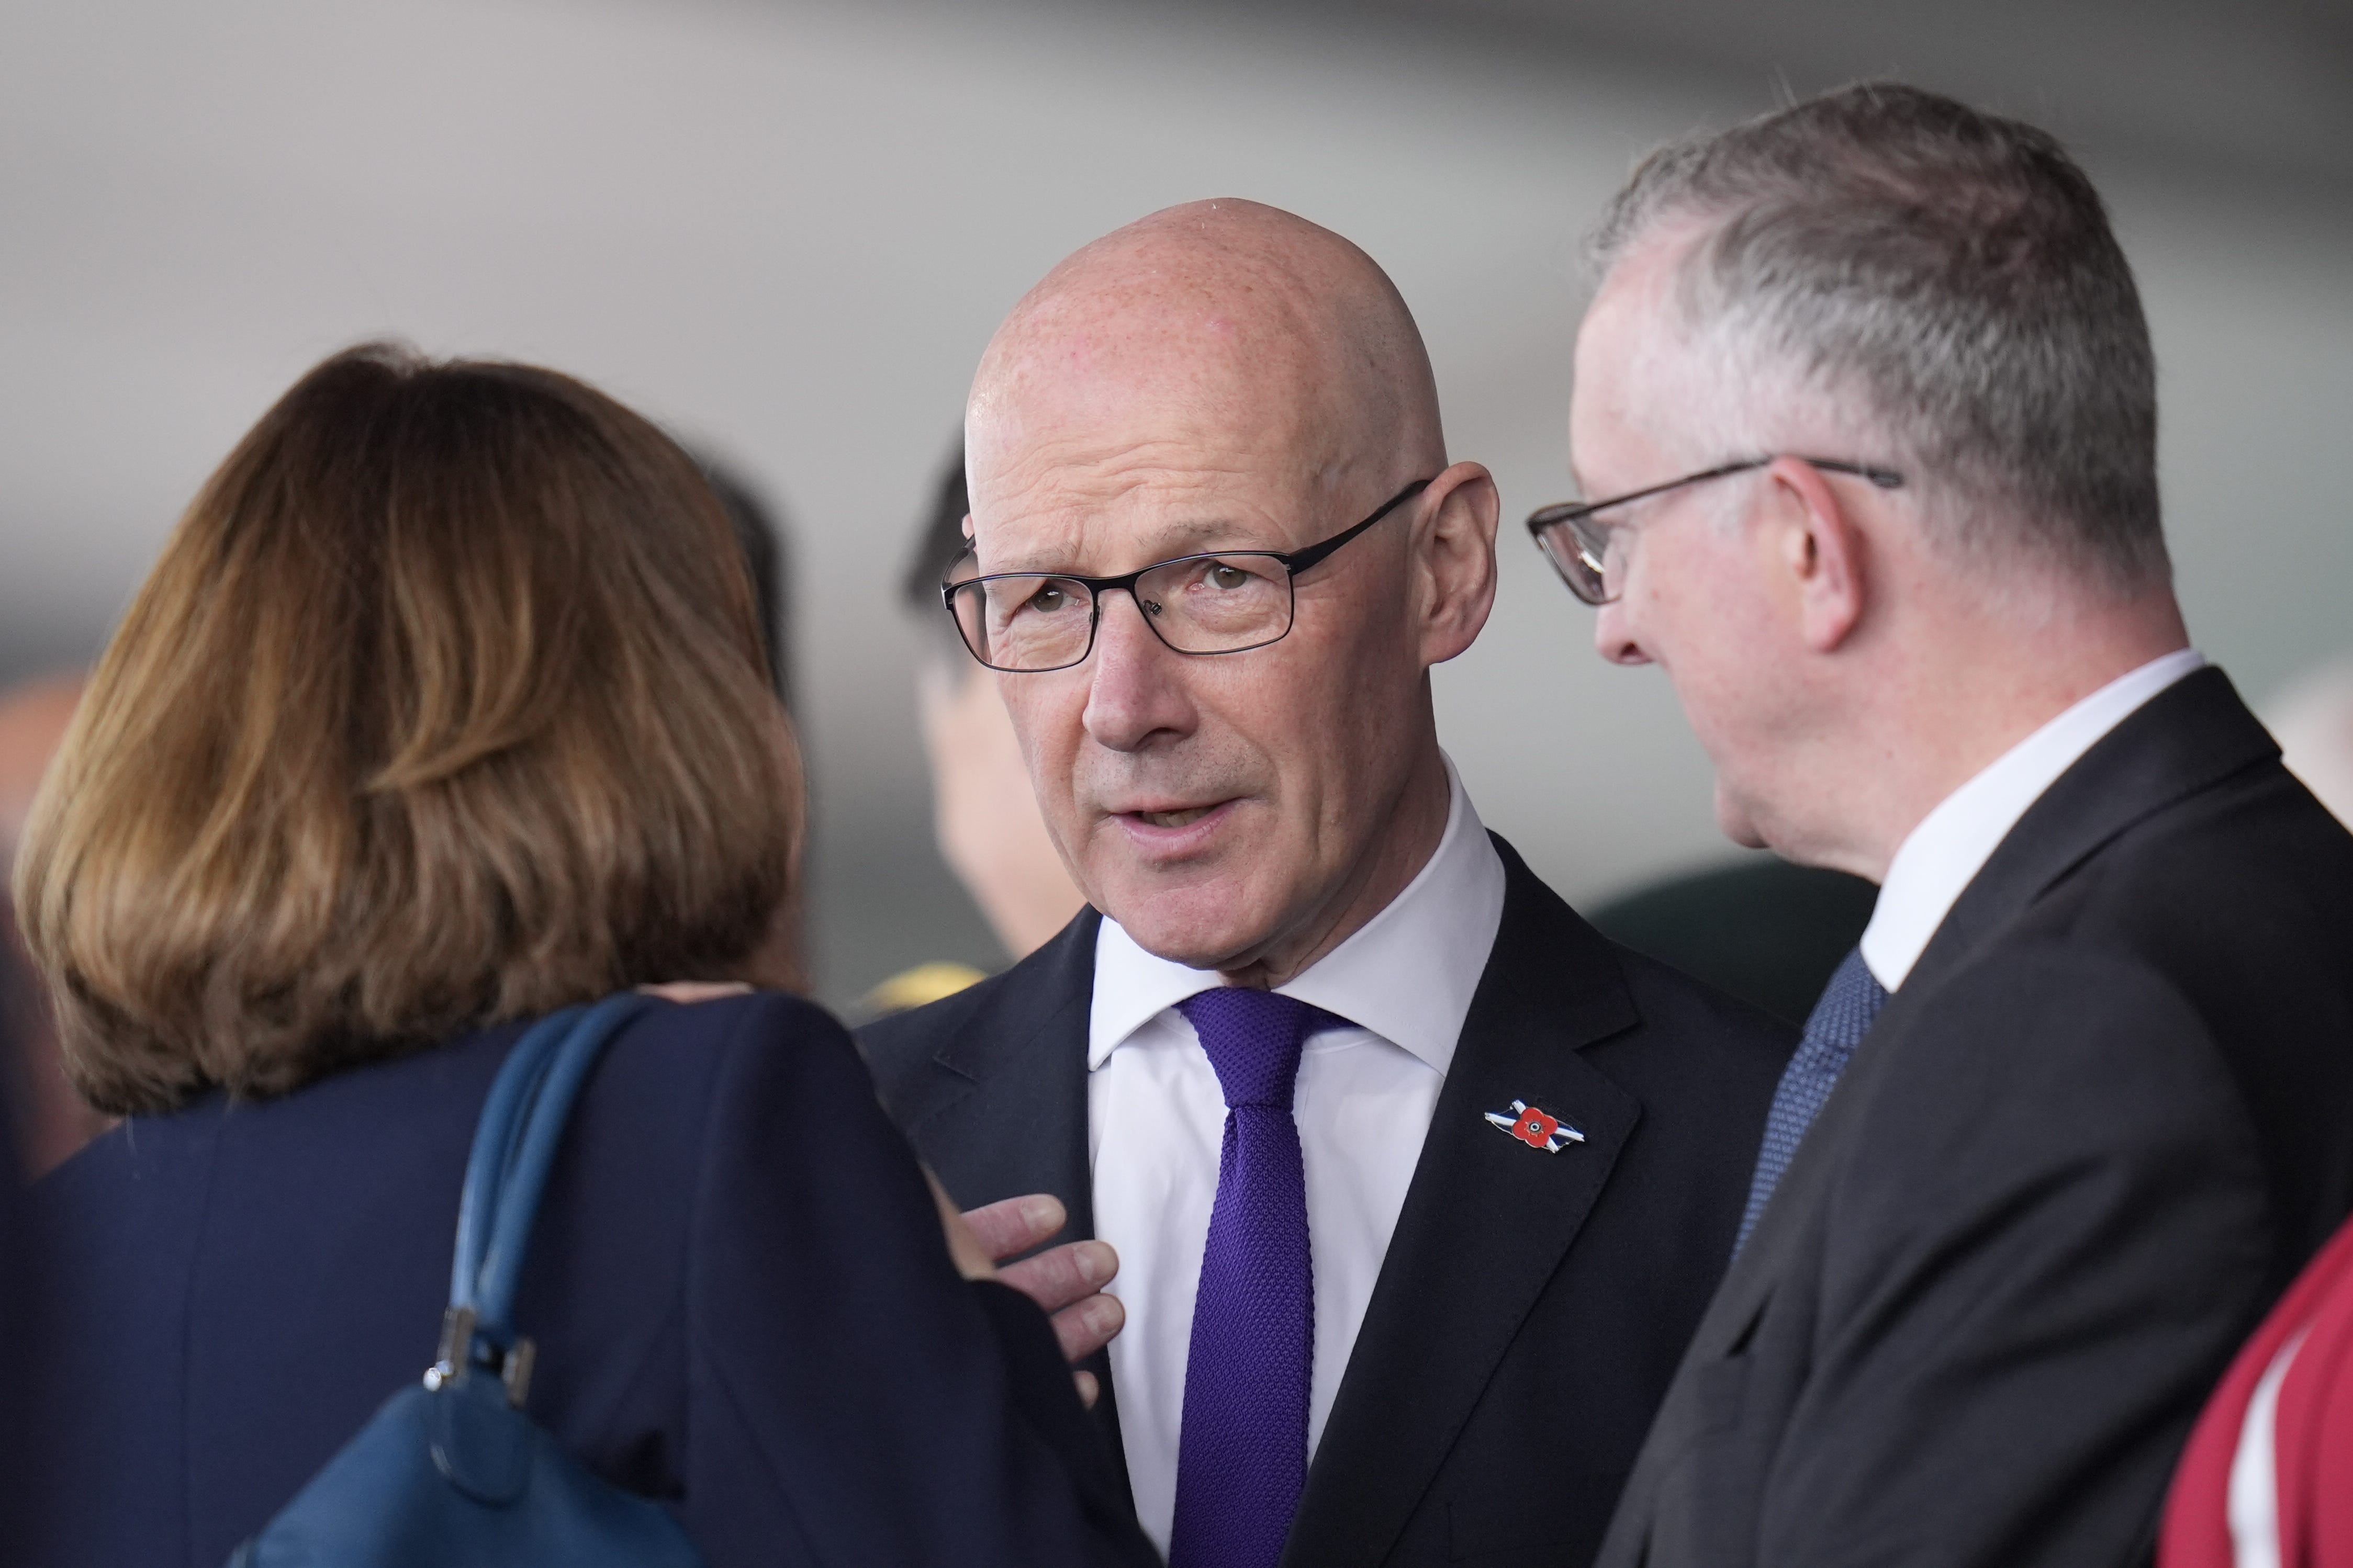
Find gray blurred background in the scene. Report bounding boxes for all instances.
[3,0,2347,1007]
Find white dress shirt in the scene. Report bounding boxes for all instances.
[1087,760,1507,1554]
[1859,648,2206,991]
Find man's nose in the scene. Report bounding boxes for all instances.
[1082,590,1196,752]
[1594,600,1651,667]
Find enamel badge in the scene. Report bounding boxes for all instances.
[1485,1099,1585,1153]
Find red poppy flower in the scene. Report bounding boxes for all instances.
[1513,1107,1558,1148]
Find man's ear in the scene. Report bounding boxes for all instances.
[1765,457,1867,653]
[1414,460,1500,668]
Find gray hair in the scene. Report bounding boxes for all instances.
[1594,82,2168,595]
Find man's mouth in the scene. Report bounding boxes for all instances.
[1134,806,1214,829]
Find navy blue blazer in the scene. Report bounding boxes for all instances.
[863,835,1797,1567]
[29,991,1156,1568]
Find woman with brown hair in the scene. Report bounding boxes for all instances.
[15,344,1151,1567]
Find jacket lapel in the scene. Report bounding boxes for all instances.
[883,910,1134,1486]
[893,909,1103,1244]
[1285,836,1644,1566]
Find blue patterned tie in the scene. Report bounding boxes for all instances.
[1168,987,1339,1568]
[1734,947,1890,1256]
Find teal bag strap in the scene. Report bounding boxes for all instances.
[433,994,659,1401]
[228,989,708,1567]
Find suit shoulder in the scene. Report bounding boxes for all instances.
[591,990,867,1143]
[856,965,1019,1091]
[613,987,851,1066]
[1851,949,2255,1196]
[855,912,1100,1101]
[2053,764,2353,958]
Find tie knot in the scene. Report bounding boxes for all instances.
[1176,988,1338,1109]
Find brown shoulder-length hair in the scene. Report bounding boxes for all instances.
[12,343,803,1115]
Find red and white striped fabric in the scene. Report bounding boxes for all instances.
[2162,1212,2353,1568]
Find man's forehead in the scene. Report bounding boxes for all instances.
[967,438,1327,570]
[978,302,1328,443]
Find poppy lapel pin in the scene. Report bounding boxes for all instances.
[1484,1099,1585,1153]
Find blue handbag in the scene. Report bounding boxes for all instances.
[229,994,705,1567]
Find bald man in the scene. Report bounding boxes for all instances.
[860,201,1791,1568]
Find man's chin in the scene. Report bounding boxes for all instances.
[1089,870,1276,974]
[1713,780,1772,850]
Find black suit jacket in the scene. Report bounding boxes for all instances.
[1597,668,2353,1568]
[861,833,1795,1566]
[30,993,1155,1568]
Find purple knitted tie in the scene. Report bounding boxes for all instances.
[1168,987,1337,1568]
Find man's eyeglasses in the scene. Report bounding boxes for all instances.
[943,479,1433,673]
[1527,456,1904,605]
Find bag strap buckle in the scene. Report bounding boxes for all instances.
[421,1305,536,1406]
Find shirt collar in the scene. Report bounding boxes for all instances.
[1859,648,2205,992]
[1089,755,1507,1075]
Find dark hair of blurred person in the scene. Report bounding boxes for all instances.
[694,452,809,1002]
[869,442,1082,1011]
[15,343,1153,1568]
[698,454,794,708]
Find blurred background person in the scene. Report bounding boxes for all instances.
[698,453,797,713]
[0,678,77,1561]
[868,443,1086,1016]
[0,673,108,1176]
[0,681,47,1560]
[0,1031,29,1565]
[18,343,1151,1568]
[698,451,812,991]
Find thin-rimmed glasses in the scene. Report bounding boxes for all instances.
[1527,456,1903,605]
[944,479,1433,672]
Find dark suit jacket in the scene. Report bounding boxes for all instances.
[861,833,1795,1567]
[1597,667,2353,1568]
[30,992,1156,1568]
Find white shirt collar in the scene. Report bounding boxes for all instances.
[1859,648,2205,991]
[1089,756,1507,1075]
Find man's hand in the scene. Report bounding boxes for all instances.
[963,1193,1125,1409]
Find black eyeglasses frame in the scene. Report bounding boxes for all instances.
[942,477,1435,673]
[1526,456,1903,605]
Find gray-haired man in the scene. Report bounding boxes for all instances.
[1537,84,2353,1567]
